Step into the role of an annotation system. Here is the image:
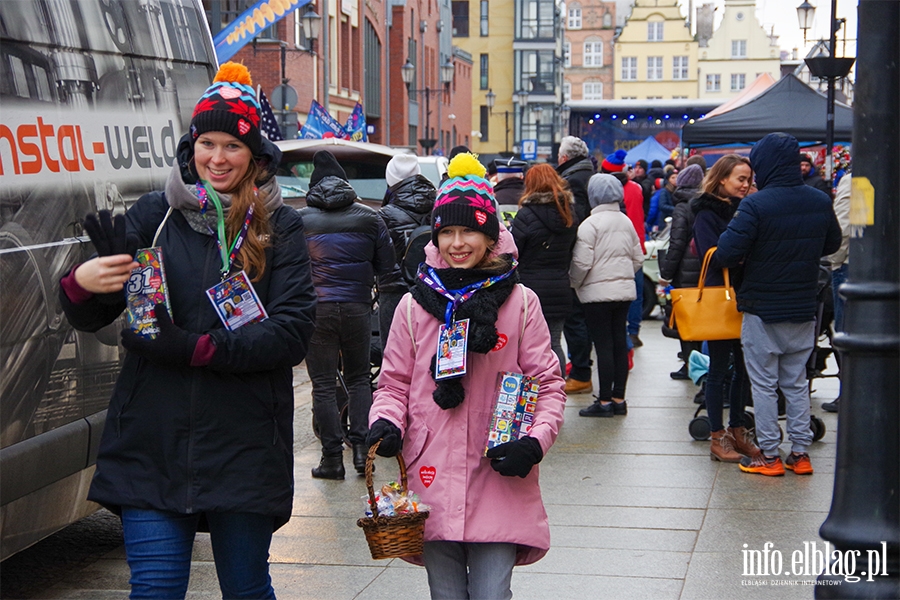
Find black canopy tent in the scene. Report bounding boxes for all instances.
[682,74,853,147]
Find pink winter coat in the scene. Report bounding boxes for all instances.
[370,229,567,566]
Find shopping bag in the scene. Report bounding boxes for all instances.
[669,247,742,341]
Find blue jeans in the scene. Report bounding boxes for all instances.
[121,508,276,599]
[832,264,848,333]
[627,270,643,336]
[306,302,373,454]
[563,293,592,381]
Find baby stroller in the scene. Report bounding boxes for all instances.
[687,349,826,443]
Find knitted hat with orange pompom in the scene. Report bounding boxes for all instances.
[190,62,262,156]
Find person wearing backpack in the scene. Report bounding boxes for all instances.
[377,154,436,349]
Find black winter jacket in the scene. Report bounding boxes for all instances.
[301,176,395,303]
[378,175,435,293]
[716,133,842,322]
[493,177,525,207]
[659,186,700,288]
[510,192,578,321]
[60,192,317,529]
[691,192,743,288]
[803,171,833,198]
[557,156,595,224]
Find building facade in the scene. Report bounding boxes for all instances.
[563,0,617,104]
[697,0,781,100]
[613,0,698,100]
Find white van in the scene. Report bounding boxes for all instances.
[0,0,218,559]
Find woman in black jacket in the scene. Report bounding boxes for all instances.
[58,64,317,599]
[691,154,759,464]
[659,164,704,379]
[511,163,578,373]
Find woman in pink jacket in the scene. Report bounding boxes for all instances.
[367,153,566,600]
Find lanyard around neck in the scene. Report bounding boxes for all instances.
[419,261,518,327]
[197,181,253,277]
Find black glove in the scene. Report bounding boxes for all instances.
[83,210,129,305]
[83,210,127,256]
[120,304,201,367]
[486,436,543,478]
[366,418,402,457]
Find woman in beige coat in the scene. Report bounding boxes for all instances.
[570,173,644,417]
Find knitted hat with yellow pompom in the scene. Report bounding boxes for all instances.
[190,62,262,156]
[432,152,499,244]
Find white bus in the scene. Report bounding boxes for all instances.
[0,0,218,559]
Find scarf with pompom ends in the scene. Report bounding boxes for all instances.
[411,255,518,410]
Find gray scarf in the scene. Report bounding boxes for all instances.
[164,165,284,235]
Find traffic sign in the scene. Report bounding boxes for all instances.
[271,84,298,111]
[521,139,537,160]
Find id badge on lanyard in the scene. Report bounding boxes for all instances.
[435,319,469,379]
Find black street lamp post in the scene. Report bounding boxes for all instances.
[485,89,512,156]
[814,1,899,597]
[401,58,455,155]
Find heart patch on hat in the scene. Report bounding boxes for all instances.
[419,466,436,488]
[237,119,251,136]
[474,210,487,226]
[220,86,242,100]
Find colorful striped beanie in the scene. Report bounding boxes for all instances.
[190,62,262,156]
[432,153,499,244]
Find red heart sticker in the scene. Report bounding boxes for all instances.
[492,333,508,352]
[237,119,251,135]
[419,466,436,488]
[474,210,487,226]
[220,87,242,99]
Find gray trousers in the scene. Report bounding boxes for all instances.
[423,541,516,600]
[741,313,815,455]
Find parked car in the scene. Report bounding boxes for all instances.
[275,138,405,208]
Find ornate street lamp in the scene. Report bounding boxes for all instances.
[796,1,816,44]
[301,9,321,50]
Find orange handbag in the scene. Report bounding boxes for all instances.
[669,247,743,341]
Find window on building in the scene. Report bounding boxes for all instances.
[563,82,571,102]
[480,54,489,90]
[648,21,664,41]
[673,56,689,80]
[563,42,571,68]
[621,96,637,100]
[583,82,603,100]
[731,73,746,91]
[517,49,557,93]
[706,73,721,92]
[602,12,612,28]
[452,1,469,37]
[520,0,556,38]
[647,96,662,99]
[584,41,603,67]
[672,95,688,99]
[568,5,582,30]
[647,56,663,80]
[363,19,382,117]
[480,105,489,141]
[621,56,637,80]
[732,40,747,58]
[480,1,489,36]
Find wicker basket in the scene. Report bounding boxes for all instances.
[356,441,429,560]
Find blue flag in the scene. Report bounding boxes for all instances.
[214,0,311,63]
[299,100,349,139]
[343,103,368,142]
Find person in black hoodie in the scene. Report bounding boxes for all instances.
[659,164,704,379]
[378,153,436,348]
[301,150,395,479]
[691,154,760,464]
[511,163,578,374]
[800,153,833,198]
[717,134,841,477]
[58,63,317,599]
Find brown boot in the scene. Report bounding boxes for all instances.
[728,426,761,458]
[710,430,742,463]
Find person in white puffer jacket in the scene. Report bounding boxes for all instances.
[570,173,644,417]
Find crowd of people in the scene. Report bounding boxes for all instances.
[58,62,846,599]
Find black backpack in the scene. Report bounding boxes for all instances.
[400,223,431,286]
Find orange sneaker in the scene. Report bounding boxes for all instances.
[784,452,814,475]
[739,453,785,476]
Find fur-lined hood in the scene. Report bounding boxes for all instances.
[520,190,574,206]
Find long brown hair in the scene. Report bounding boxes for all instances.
[226,160,271,282]
[701,154,753,198]
[519,163,574,227]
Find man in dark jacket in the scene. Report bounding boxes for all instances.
[632,159,654,216]
[557,136,596,394]
[492,157,527,206]
[800,153,833,198]
[301,150,395,479]
[716,133,841,477]
[378,153,436,348]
